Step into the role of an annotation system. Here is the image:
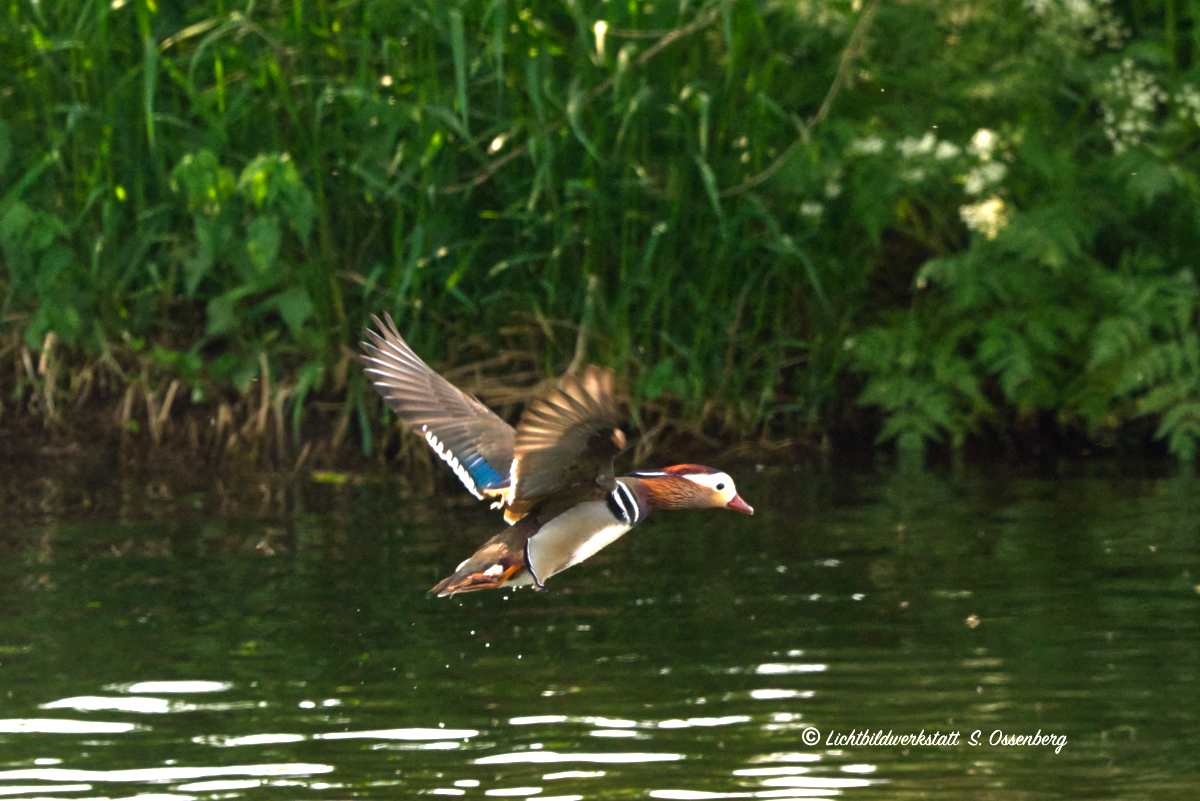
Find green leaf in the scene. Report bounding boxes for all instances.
[246,216,281,273]
[0,200,33,243]
[206,285,258,336]
[35,246,73,295]
[281,181,313,245]
[143,34,158,151]
[1156,403,1200,461]
[292,359,326,443]
[27,209,69,252]
[355,378,373,456]
[1,203,67,256]
[695,156,725,226]
[641,358,685,401]
[270,286,314,337]
[185,216,229,297]
[25,303,83,350]
[0,117,11,175]
[1089,316,1143,369]
[170,150,235,213]
[566,80,599,161]
[1127,157,1174,204]
[450,9,469,133]
[524,53,546,123]
[209,352,259,392]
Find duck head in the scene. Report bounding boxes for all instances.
[626,464,754,514]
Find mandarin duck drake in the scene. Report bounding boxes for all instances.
[360,313,753,596]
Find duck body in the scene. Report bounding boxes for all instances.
[360,313,753,597]
[434,476,642,595]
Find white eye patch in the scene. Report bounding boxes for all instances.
[685,471,735,493]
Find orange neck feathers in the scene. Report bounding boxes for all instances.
[635,473,718,511]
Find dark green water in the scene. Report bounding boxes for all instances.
[2,461,1197,799]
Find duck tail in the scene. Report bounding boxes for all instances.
[429,521,535,597]
[430,561,525,597]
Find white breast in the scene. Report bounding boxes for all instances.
[524,501,633,586]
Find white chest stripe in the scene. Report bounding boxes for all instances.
[607,482,640,526]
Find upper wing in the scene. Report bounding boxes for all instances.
[360,313,514,499]
[509,365,627,503]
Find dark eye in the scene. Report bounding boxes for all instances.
[716,483,725,491]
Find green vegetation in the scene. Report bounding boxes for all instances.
[3,0,1200,463]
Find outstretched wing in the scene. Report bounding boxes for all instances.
[509,366,626,503]
[360,313,514,499]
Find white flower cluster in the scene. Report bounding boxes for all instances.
[848,136,885,155]
[799,201,824,219]
[1176,83,1200,127]
[795,171,842,222]
[964,162,1006,195]
[1099,58,1168,153]
[960,197,1011,240]
[935,141,962,160]
[896,132,961,161]
[847,127,1015,238]
[963,129,1007,195]
[897,132,936,158]
[849,130,963,183]
[1025,0,1127,49]
[847,130,964,184]
[967,128,998,161]
[791,0,852,34]
[959,129,1011,239]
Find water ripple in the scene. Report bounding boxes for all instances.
[0,720,141,734]
[476,751,685,765]
[0,765,333,782]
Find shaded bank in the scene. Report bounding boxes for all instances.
[4,1,1200,460]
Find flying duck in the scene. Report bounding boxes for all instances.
[360,313,753,596]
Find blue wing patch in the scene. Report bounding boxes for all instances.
[462,453,509,493]
[422,426,510,498]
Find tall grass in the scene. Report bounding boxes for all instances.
[2,0,858,456]
[3,0,1200,463]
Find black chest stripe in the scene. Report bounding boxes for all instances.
[607,483,640,526]
[523,540,545,589]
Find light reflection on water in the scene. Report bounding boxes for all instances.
[114,682,234,694]
[0,765,335,781]
[0,720,143,734]
[1,670,887,798]
[1,462,1198,798]
[0,784,93,796]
